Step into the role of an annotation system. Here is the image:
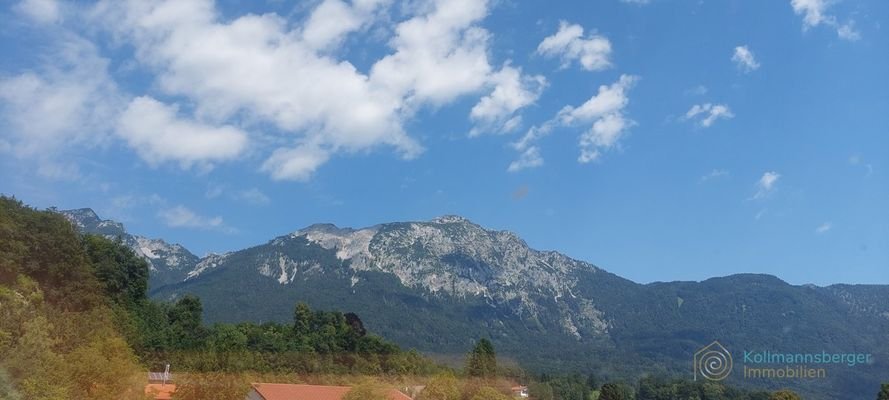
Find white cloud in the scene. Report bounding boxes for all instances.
[753,171,781,200]
[85,0,543,181]
[790,0,860,41]
[5,0,550,181]
[732,45,760,72]
[511,74,638,169]
[470,65,546,135]
[14,0,61,24]
[620,0,650,4]
[301,0,390,51]
[537,21,612,71]
[815,222,832,234]
[158,205,229,231]
[0,34,122,181]
[261,144,331,182]
[117,96,248,168]
[370,0,496,106]
[235,188,271,206]
[684,103,734,128]
[700,169,729,182]
[94,0,422,180]
[507,146,543,172]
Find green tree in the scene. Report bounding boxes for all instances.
[528,382,554,400]
[208,324,248,352]
[293,302,313,336]
[600,383,634,400]
[82,234,149,306]
[343,381,389,400]
[877,384,889,400]
[470,386,510,400]
[467,338,497,377]
[419,372,460,400]
[769,390,801,400]
[168,295,206,349]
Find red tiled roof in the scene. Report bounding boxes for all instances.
[251,383,412,400]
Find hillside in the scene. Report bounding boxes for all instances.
[63,208,889,399]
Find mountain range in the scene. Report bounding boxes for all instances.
[59,208,889,399]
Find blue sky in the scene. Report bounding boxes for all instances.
[1,0,886,286]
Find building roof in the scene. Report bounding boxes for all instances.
[251,383,412,400]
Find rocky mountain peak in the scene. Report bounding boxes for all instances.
[430,215,472,224]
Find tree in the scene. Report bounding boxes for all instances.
[467,338,497,377]
[168,295,206,349]
[343,381,389,400]
[293,302,313,336]
[82,235,149,306]
[600,383,634,400]
[769,390,801,400]
[470,386,510,400]
[419,372,460,400]
[877,384,889,400]
[528,382,554,400]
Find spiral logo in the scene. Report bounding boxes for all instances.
[694,341,733,381]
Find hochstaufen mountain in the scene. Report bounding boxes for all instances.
[60,209,888,399]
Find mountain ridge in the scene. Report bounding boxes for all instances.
[57,207,889,399]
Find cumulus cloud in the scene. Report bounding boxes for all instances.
[815,222,832,234]
[470,65,546,135]
[790,0,860,40]
[4,0,548,181]
[537,21,612,71]
[301,0,391,51]
[732,45,760,72]
[370,0,495,106]
[684,103,734,128]
[117,96,248,168]
[510,74,638,170]
[14,0,61,24]
[158,205,230,232]
[753,171,781,199]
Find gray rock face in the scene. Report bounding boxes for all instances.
[58,208,199,290]
[288,217,609,335]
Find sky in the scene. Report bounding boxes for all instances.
[0,0,887,286]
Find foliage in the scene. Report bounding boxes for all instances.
[419,372,461,400]
[599,383,634,400]
[467,338,497,377]
[769,390,802,400]
[528,382,555,400]
[0,197,143,399]
[470,386,510,400]
[343,380,390,400]
[878,383,889,400]
[172,372,248,400]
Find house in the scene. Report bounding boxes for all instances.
[510,385,529,398]
[246,383,413,400]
